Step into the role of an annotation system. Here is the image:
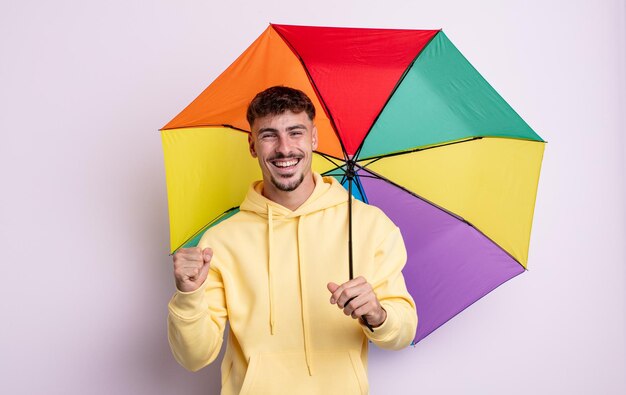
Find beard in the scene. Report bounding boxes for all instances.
[270,172,305,192]
[267,152,306,192]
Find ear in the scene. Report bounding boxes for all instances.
[311,125,318,151]
[248,133,257,158]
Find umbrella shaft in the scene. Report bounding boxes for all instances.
[347,164,374,333]
[348,177,354,280]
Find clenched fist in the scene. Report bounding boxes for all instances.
[173,247,213,292]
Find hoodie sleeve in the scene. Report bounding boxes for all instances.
[363,226,417,349]
[167,262,227,372]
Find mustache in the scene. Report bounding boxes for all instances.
[268,152,303,161]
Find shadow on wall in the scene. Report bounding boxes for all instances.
[119,160,225,394]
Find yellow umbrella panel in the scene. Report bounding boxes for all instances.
[162,126,337,252]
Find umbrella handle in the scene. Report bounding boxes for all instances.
[347,163,375,333]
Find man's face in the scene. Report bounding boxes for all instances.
[248,110,318,194]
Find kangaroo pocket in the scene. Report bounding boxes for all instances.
[238,350,368,395]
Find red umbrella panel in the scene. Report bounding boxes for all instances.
[161,24,545,344]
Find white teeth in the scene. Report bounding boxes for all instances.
[274,159,298,168]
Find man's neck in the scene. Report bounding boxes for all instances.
[262,173,317,211]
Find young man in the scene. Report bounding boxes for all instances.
[168,86,417,394]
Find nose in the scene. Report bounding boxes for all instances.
[275,134,291,155]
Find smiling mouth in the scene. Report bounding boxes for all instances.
[271,158,301,169]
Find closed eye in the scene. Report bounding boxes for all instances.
[259,132,277,140]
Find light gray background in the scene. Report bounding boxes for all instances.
[1,0,624,394]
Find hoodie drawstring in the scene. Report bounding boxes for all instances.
[267,205,313,375]
[240,175,347,378]
[267,204,276,335]
[297,217,313,376]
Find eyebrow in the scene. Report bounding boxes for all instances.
[287,124,307,131]
[257,124,307,134]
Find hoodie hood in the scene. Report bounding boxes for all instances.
[239,172,348,375]
[240,172,348,218]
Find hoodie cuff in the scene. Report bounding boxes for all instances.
[168,284,208,321]
[363,302,400,342]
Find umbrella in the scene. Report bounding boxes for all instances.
[161,24,545,344]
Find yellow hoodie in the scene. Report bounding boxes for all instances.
[168,173,417,394]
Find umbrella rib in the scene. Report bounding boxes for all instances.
[352,174,381,179]
[360,135,546,166]
[360,137,483,167]
[171,207,240,254]
[316,151,345,168]
[272,25,349,161]
[352,29,442,160]
[159,124,251,133]
[358,158,381,168]
[322,163,383,181]
[362,167,525,270]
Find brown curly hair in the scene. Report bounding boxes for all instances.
[246,86,316,127]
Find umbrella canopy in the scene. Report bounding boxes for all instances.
[161,24,545,344]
